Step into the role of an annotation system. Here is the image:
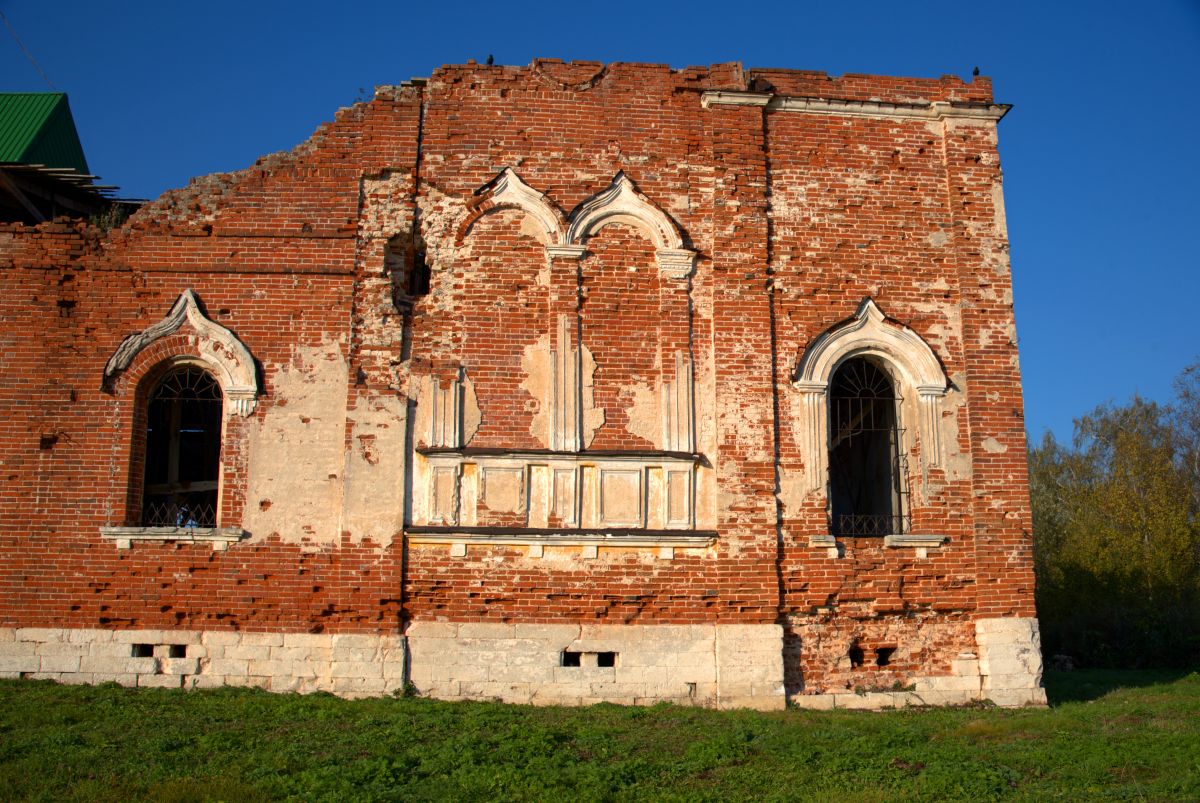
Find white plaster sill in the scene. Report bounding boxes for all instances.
[407,528,716,560]
[100,526,247,551]
[809,533,948,559]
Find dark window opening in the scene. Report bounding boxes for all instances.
[874,646,896,667]
[168,644,187,658]
[848,644,865,668]
[386,236,431,310]
[561,651,581,667]
[131,643,154,658]
[142,366,222,527]
[828,357,907,536]
[596,651,617,668]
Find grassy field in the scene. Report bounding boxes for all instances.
[0,671,1197,801]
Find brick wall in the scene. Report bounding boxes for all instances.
[0,60,1043,707]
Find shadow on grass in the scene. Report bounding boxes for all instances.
[1043,669,1194,705]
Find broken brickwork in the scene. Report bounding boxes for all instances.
[0,60,1044,708]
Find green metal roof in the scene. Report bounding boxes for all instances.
[0,93,90,174]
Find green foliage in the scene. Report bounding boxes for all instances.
[1031,361,1200,668]
[0,673,1198,800]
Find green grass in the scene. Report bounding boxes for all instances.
[1,671,1198,801]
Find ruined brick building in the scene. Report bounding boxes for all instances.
[0,60,1045,709]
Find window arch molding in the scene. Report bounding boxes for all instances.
[103,289,258,417]
[99,290,257,549]
[792,298,948,495]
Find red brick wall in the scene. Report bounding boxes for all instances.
[0,61,1036,689]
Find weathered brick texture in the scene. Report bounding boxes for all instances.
[0,60,1044,708]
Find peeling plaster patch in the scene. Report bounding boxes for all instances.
[927,231,950,247]
[941,375,972,482]
[777,467,808,516]
[341,393,408,547]
[521,335,552,449]
[982,437,1007,454]
[622,381,660,447]
[244,340,348,547]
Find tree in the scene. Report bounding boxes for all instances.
[1031,363,1200,668]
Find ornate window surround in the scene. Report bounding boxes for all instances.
[462,168,697,278]
[99,289,259,550]
[793,299,950,556]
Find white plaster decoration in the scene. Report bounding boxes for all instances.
[700,91,1010,123]
[662,351,695,453]
[793,298,949,491]
[412,449,702,535]
[807,533,841,559]
[481,168,567,246]
[566,173,697,278]
[103,289,259,416]
[883,533,948,559]
[598,468,643,528]
[794,383,828,494]
[428,369,465,448]
[549,315,583,452]
[99,526,246,551]
[545,244,587,260]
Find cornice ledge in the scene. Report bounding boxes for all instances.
[703,91,1009,122]
[700,90,772,109]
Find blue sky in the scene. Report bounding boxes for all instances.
[3,0,1198,440]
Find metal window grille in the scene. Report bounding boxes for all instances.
[141,366,222,528]
[828,358,909,537]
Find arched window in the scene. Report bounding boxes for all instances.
[828,357,907,536]
[142,365,223,527]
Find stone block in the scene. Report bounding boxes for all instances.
[331,647,380,663]
[138,674,183,689]
[458,623,514,640]
[39,654,81,673]
[952,658,980,676]
[0,628,14,642]
[67,629,112,645]
[223,645,272,661]
[239,632,285,648]
[112,630,163,644]
[158,630,204,645]
[204,658,249,676]
[791,694,836,710]
[331,634,379,651]
[983,672,1042,690]
[201,631,242,647]
[283,632,334,648]
[332,676,388,695]
[16,628,67,643]
[985,688,1048,708]
[56,673,95,686]
[163,658,200,675]
[405,622,458,639]
[514,624,578,641]
[247,659,289,677]
[330,661,384,679]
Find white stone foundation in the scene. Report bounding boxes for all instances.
[0,628,407,698]
[407,622,786,710]
[0,618,1044,710]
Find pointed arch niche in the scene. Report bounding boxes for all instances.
[792,299,948,497]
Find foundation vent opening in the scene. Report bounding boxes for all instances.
[131,643,154,658]
[597,651,617,668]
[848,644,865,668]
[874,646,896,667]
[168,644,187,658]
[561,651,581,667]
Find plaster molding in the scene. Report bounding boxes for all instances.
[478,168,567,245]
[792,298,949,490]
[701,91,1010,123]
[567,173,696,277]
[103,289,259,416]
[793,298,947,393]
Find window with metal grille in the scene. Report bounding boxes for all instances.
[142,366,222,527]
[828,357,908,536]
